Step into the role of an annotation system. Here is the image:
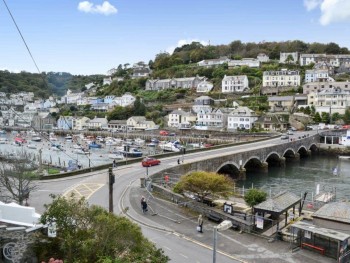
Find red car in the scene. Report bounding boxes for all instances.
[142,157,161,167]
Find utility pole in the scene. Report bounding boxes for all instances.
[108,167,115,213]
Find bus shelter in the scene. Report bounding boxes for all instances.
[290,221,350,262]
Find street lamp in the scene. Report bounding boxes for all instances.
[213,220,232,263]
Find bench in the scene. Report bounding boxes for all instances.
[301,243,325,255]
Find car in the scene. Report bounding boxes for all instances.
[287,130,294,135]
[159,130,169,136]
[142,157,161,167]
[281,134,289,140]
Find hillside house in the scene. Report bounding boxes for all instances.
[222,75,249,93]
[227,107,258,130]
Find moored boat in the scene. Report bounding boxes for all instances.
[31,136,42,142]
[73,148,90,155]
[88,141,102,149]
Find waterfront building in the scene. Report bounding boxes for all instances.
[167,108,196,128]
[307,89,350,115]
[227,107,258,130]
[127,116,157,130]
[196,107,231,130]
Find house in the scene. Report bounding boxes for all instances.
[263,69,300,87]
[279,52,298,64]
[303,81,350,94]
[132,61,152,79]
[227,107,258,130]
[145,76,206,91]
[312,202,350,234]
[87,116,108,130]
[268,96,295,112]
[167,108,197,128]
[108,119,127,131]
[32,112,56,130]
[57,116,74,130]
[257,53,269,63]
[91,102,110,112]
[196,107,231,130]
[59,89,84,104]
[103,77,112,86]
[228,58,260,68]
[197,57,230,68]
[222,75,249,93]
[104,95,116,104]
[85,82,96,90]
[192,96,215,113]
[196,80,214,93]
[305,69,334,83]
[300,54,350,67]
[113,93,136,107]
[126,116,157,130]
[72,116,90,130]
[254,114,289,131]
[307,89,350,115]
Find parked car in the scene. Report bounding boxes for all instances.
[287,130,294,135]
[281,134,289,140]
[142,157,161,167]
[159,130,169,136]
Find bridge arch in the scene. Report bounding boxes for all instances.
[309,143,318,152]
[283,148,296,158]
[244,156,264,173]
[265,152,281,167]
[297,146,308,157]
[217,161,240,180]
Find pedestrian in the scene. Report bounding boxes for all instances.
[141,197,148,213]
[113,159,117,168]
[177,158,180,165]
[197,214,203,233]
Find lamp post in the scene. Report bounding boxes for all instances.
[213,220,232,263]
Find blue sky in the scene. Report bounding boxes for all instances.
[0,0,349,75]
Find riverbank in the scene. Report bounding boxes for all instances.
[318,143,350,156]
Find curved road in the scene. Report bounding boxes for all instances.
[30,131,324,263]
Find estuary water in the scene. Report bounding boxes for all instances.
[236,154,350,201]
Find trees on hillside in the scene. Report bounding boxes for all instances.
[173,171,234,202]
[36,195,169,263]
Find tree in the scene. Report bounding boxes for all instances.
[173,171,234,202]
[0,152,38,205]
[285,54,294,64]
[133,96,146,116]
[313,112,322,123]
[321,112,330,123]
[244,188,267,207]
[343,109,350,124]
[36,195,169,263]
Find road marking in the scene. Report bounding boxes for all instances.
[163,246,172,251]
[179,253,188,258]
[63,183,104,199]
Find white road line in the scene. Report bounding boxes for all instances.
[163,246,172,251]
[179,253,188,258]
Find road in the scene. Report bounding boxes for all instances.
[30,130,329,263]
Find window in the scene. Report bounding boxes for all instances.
[240,118,244,121]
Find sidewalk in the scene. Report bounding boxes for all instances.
[124,181,335,263]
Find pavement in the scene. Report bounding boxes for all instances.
[122,180,336,263]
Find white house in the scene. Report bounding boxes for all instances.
[132,61,152,79]
[227,107,258,130]
[113,93,136,107]
[197,57,230,68]
[279,52,298,64]
[127,116,157,130]
[86,116,108,130]
[228,58,260,68]
[257,53,269,63]
[196,80,214,93]
[222,75,249,93]
[263,69,300,87]
[72,116,90,130]
[167,108,197,128]
[196,108,231,129]
[305,69,333,83]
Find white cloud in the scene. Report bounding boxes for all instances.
[319,0,350,25]
[166,39,209,54]
[304,0,322,11]
[304,0,350,25]
[78,1,117,16]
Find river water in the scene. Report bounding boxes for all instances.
[236,154,350,201]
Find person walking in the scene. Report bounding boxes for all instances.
[113,159,117,168]
[177,158,180,165]
[197,214,203,233]
[141,197,148,213]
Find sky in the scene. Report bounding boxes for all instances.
[0,0,350,76]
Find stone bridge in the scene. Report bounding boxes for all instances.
[152,135,320,181]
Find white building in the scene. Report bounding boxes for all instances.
[196,108,231,129]
[257,53,270,63]
[113,93,136,107]
[227,107,258,130]
[263,69,300,87]
[228,58,260,68]
[300,54,350,67]
[279,52,298,64]
[222,75,249,93]
[167,108,196,128]
[303,81,350,94]
[196,80,214,93]
[305,69,333,83]
[307,89,350,115]
[197,57,230,68]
